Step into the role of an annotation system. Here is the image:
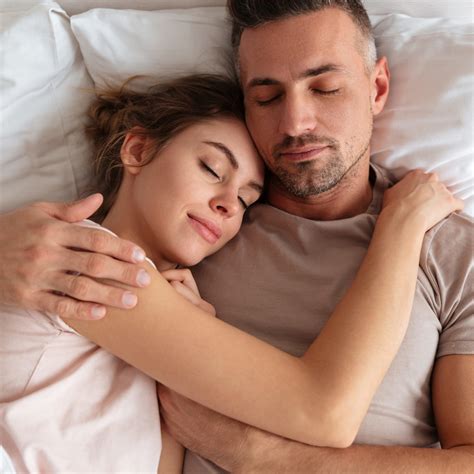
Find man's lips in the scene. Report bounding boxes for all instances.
[187,214,222,244]
[278,146,329,162]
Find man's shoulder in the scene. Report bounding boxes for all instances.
[421,211,473,271]
[426,211,472,246]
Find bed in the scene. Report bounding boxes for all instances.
[0,1,473,473]
[1,0,473,217]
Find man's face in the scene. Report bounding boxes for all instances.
[239,8,388,198]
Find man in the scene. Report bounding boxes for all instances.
[158,1,473,472]
[0,1,472,472]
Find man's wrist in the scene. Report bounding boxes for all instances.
[235,426,282,473]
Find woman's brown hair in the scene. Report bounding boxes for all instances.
[86,74,245,222]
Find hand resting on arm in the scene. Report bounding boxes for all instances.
[60,172,462,448]
[0,194,149,319]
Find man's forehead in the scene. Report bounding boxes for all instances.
[239,10,363,87]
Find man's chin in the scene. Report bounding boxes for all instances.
[279,172,345,197]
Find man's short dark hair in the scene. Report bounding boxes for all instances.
[228,0,376,73]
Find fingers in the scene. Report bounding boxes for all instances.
[34,194,104,223]
[402,170,439,185]
[168,280,216,316]
[200,300,217,317]
[453,197,465,212]
[170,281,202,306]
[412,181,464,231]
[161,269,200,295]
[59,224,147,264]
[39,292,107,320]
[61,248,151,288]
[437,184,464,214]
[54,273,138,310]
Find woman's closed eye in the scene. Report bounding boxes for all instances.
[200,159,253,211]
[238,196,249,210]
[200,160,221,180]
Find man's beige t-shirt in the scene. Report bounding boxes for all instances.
[184,165,473,473]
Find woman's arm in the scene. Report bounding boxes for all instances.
[158,420,184,474]
[66,172,463,448]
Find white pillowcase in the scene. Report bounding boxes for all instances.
[1,4,472,216]
[71,7,474,215]
[371,14,474,213]
[71,7,231,91]
[0,3,94,213]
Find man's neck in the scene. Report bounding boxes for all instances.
[266,164,374,221]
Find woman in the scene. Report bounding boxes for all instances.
[0,74,462,473]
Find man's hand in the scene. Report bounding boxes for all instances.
[0,194,151,320]
[158,385,251,472]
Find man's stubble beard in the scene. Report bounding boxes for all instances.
[273,150,345,198]
[271,122,373,199]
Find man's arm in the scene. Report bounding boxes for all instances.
[0,195,149,319]
[159,355,474,473]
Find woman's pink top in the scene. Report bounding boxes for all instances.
[0,221,161,473]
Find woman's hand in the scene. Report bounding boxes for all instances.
[161,269,216,317]
[382,170,464,231]
[0,195,150,320]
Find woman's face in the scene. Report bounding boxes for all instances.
[122,117,265,268]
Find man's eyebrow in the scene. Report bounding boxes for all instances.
[203,141,264,194]
[299,64,345,79]
[246,64,344,89]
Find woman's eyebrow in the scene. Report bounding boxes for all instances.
[203,141,263,193]
[203,141,238,170]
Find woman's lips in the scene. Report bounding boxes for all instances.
[188,214,222,244]
[279,146,328,162]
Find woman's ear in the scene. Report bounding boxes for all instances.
[120,128,150,175]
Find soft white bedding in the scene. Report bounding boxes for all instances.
[2,0,472,18]
[0,1,473,215]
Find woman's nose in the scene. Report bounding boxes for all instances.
[210,192,240,217]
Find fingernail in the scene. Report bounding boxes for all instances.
[137,269,151,287]
[122,291,138,308]
[132,248,146,263]
[91,306,106,319]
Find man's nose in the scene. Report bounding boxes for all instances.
[210,191,240,217]
[278,94,317,137]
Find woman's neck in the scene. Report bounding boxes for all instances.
[101,201,177,272]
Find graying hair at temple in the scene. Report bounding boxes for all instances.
[227,0,377,74]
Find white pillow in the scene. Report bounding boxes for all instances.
[371,14,474,214]
[71,7,474,215]
[71,7,232,91]
[363,0,473,20]
[0,3,94,213]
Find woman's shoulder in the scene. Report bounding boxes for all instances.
[75,220,157,270]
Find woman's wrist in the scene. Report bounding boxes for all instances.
[373,207,426,260]
[379,202,430,236]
